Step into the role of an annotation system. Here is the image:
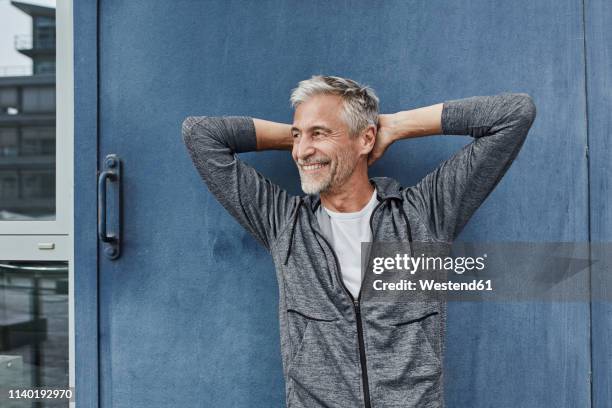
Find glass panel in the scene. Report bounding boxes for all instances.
[33,17,56,51]
[0,2,56,221]
[0,171,19,200]
[0,129,19,156]
[0,261,69,406]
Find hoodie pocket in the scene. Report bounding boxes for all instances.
[367,303,442,406]
[383,302,442,368]
[285,307,341,407]
[391,310,440,367]
[285,308,337,372]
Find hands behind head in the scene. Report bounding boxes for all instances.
[368,113,397,167]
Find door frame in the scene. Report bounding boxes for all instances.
[74,0,99,407]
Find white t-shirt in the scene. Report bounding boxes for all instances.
[322,189,378,299]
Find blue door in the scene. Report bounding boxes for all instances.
[74,0,609,407]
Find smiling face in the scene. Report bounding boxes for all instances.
[291,94,363,195]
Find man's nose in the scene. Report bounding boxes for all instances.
[295,135,316,160]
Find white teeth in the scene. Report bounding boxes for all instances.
[302,163,328,171]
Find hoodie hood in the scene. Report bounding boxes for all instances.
[304,176,404,212]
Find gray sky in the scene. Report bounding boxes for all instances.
[0,0,56,74]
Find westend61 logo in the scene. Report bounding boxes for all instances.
[363,242,598,301]
[371,253,488,275]
[368,252,493,293]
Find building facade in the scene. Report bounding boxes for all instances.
[0,1,55,220]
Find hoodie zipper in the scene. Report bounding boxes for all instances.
[353,299,371,408]
[311,197,387,408]
[313,230,372,408]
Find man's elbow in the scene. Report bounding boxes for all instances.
[515,93,537,128]
[181,116,203,146]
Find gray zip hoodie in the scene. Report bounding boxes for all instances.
[181,92,536,408]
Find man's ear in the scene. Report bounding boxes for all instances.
[360,124,377,155]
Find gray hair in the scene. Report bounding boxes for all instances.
[290,75,380,137]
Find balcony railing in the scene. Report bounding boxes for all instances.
[14,34,55,51]
[0,65,33,77]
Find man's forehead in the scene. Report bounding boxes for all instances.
[292,94,345,128]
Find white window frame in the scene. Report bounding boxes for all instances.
[0,0,72,236]
[0,0,75,403]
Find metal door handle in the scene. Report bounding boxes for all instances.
[98,154,121,259]
[98,171,115,242]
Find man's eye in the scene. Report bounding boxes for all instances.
[292,133,299,138]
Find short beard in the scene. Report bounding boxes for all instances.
[298,149,356,195]
[300,172,331,195]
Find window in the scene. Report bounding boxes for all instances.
[0,171,19,200]
[0,129,18,156]
[0,261,70,393]
[34,16,56,50]
[22,127,56,156]
[0,0,73,402]
[22,86,55,114]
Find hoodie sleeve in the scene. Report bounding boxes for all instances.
[181,116,297,251]
[405,92,537,242]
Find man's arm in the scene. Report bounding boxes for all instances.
[368,103,444,165]
[251,118,293,151]
[181,116,297,251]
[377,92,537,242]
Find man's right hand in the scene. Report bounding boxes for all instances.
[368,113,398,166]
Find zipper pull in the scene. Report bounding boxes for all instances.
[354,300,360,310]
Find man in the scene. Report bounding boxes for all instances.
[182,75,536,408]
